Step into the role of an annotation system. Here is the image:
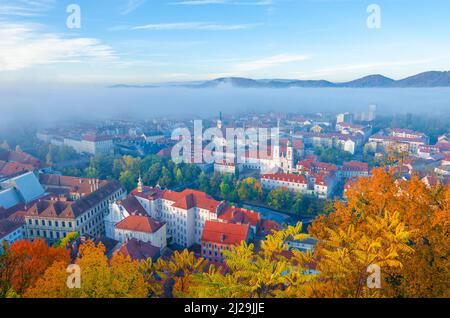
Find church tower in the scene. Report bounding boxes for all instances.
[273,118,281,160]
[137,174,143,193]
[217,111,223,129]
[286,139,294,172]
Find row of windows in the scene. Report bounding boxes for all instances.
[263,180,307,187]
[28,218,74,228]
[29,229,68,239]
[202,242,231,251]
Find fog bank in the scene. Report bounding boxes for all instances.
[1,85,449,129]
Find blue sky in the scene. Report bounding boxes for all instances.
[1,0,450,84]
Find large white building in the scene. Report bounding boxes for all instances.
[261,173,308,194]
[38,131,114,156]
[128,180,224,247]
[24,180,125,243]
[105,178,266,249]
[261,171,337,199]
[64,135,114,156]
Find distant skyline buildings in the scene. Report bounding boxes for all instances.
[0,0,450,84]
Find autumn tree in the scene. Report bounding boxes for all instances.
[24,240,147,298]
[0,239,70,296]
[309,168,449,298]
[188,223,314,298]
[237,177,263,202]
[141,249,207,298]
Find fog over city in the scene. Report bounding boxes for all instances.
[1,86,450,129]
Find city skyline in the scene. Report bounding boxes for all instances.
[1,0,450,84]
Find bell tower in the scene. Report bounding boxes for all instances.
[217,111,223,129]
[137,174,143,193]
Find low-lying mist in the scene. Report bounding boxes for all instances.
[1,85,449,130]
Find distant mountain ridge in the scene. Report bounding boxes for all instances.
[111,71,450,89]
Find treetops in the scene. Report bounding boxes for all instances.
[0,168,448,298]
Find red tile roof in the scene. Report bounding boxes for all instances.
[292,139,304,150]
[370,134,426,143]
[7,211,26,223]
[219,205,261,227]
[26,180,123,219]
[116,238,160,261]
[82,134,112,142]
[261,173,307,184]
[115,215,164,234]
[40,174,108,196]
[344,177,360,191]
[163,189,221,213]
[0,149,41,168]
[0,161,35,177]
[258,219,281,236]
[315,174,332,186]
[343,161,369,172]
[157,147,172,157]
[201,220,249,245]
[314,162,338,171]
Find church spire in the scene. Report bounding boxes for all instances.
[217,111,223,129]
[137,174,143,193]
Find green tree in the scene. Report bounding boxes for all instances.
[267,188,292,211]
[198,172,210,193]
[237,177,262,202]
[119,170,136,192]
[292,193,304,215]
[158,166,172,188]
[220,175,236,200]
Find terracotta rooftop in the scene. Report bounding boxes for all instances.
[116,238,160,261]
[314,162,338,171]
[82,134,112,142]
[202,220,249,245]
[261,173,308,184]
[0,161,35,178]
[343,161,369,171]
[163,189,221,213]
[219,205,261,227]
[40,174,108,196]
[0,149,41,168]
[115,215,164,234]
[26,180,123,219]
[257,219,282,236]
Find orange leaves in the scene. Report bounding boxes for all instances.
[22,240,147,298]
[310,168,449,298]
[4,239,70,295]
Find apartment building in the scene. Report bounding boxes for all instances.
[24,180,125,243]
[201,220,250,264]
[261,173,308,194]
